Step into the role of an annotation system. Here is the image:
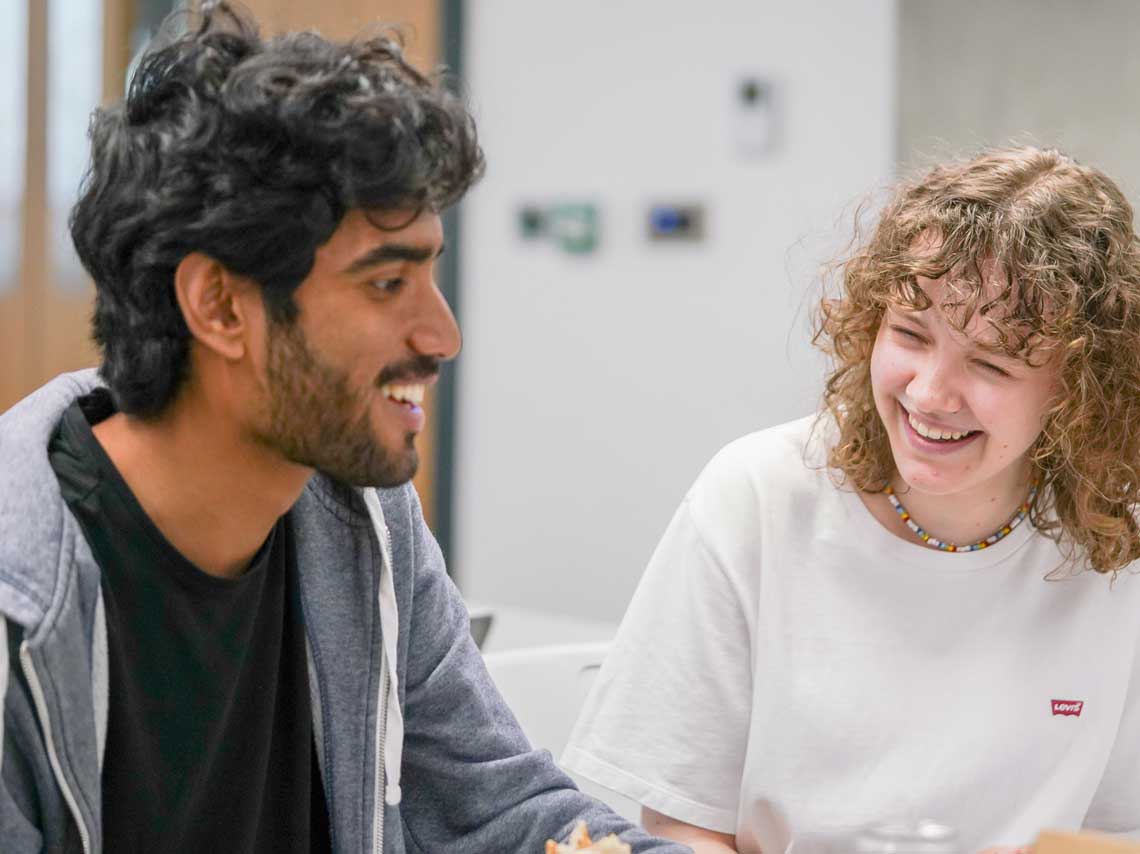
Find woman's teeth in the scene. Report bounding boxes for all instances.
[380,383,426,405]
[908,412,974,442]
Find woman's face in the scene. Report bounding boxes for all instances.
[869,273,1059,499]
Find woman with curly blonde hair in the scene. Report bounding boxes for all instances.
[565,148,1140,854]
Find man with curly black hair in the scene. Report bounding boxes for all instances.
[0,4,691,853]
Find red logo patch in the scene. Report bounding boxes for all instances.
[1052,700,1084,717]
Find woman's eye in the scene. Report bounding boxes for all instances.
[891,325,924,342]
[977,360,1010,377]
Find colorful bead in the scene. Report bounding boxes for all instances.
[884,480,1037,554]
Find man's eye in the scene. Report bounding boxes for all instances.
[369,278,403,294]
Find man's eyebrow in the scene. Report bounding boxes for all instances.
[342,242,445,274]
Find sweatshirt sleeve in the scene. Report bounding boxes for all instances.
[392,487,692,854]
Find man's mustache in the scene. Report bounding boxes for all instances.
[376,355,442,387]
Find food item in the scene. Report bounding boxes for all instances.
[545,821,631,854]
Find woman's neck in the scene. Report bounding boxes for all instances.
[869,463,1035,549]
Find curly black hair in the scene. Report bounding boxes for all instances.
[70,1,484,416]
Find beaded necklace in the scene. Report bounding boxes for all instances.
[884,480,1038,553]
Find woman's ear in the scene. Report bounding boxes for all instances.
[173,252,259,362]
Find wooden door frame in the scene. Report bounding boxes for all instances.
[1,0,131,414]
[0,0,45,412]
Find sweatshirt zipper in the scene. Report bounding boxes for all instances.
[19,645,92,854]
[374,653,390,854]
[373,519,394,854]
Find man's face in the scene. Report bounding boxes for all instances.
[869,271,1059,500]
[252,209,459,487]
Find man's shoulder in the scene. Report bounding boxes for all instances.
[0,369,103,628]
[0,368,102,444]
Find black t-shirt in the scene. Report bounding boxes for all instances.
[48,390,331,853]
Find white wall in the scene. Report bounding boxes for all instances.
[898,0,1140,210]
[455,0,897,622]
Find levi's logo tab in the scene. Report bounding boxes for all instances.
[1051,700,1084,717]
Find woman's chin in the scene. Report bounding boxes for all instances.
[891,456,967,497]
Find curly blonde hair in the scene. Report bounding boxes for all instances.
[814,147,1140,574]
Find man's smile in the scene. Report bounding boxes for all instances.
[380,383,427,407]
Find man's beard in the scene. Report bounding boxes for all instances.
[255,318,417,487]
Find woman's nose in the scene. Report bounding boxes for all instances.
[906,358,963,415]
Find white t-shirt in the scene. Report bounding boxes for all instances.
[563,416,1140,853]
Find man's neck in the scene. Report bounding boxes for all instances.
[91,386,312,580]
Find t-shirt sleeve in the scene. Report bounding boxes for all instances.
[1082,614,1140,837]
[563,488,755,835]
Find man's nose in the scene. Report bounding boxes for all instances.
[408,280,462,361]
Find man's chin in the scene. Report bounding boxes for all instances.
[302,443,418,489]
[361,444,419,489]
[373,462,418,489]
[351,457,417,489]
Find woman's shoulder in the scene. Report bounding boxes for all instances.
[690,414,835,513]
[702,414,829,480]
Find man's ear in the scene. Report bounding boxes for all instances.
[173,252,259,361]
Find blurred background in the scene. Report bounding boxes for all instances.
[3,0,1140,644]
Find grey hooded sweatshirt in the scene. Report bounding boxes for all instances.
[0,370,692,854]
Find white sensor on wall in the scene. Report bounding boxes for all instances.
[732,75,778,159]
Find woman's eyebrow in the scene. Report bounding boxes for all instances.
[968,337,1018,360]
[890,306,930,327]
